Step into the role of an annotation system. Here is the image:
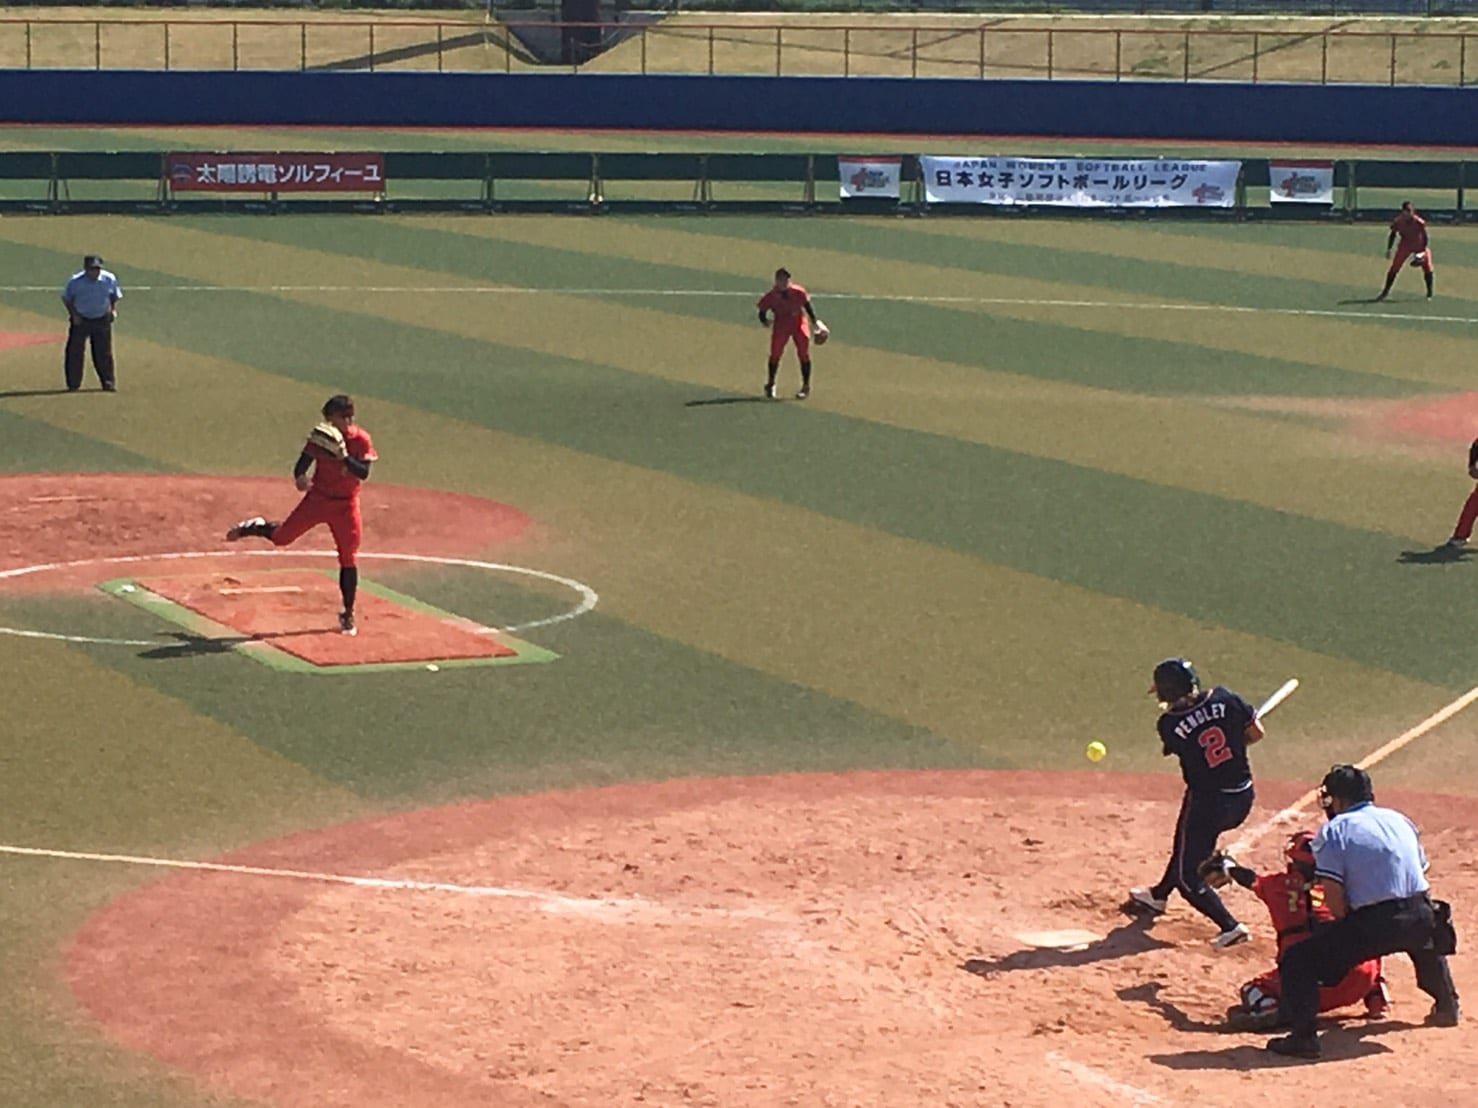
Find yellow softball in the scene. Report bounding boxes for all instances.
[1085,740,1108,763]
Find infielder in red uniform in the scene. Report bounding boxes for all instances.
[1204,831,1388,1030]
[226,394,378,636]
[1378,201,1434,301]
[756,267,826,400]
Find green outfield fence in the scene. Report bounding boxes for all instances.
[0,151,1472,216]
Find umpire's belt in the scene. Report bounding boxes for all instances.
[1353,892,1430,914]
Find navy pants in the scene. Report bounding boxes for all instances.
[64,316,115,391]
[1151,786,1254,931]
[1278,893,1458,1038]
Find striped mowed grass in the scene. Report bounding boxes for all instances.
[1,189,1477,1103]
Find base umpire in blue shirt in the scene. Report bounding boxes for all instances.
[1267,764,1460,1059]
[61,254,122,392]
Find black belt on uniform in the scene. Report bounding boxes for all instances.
[1353,892,1430,914]
[78,314,111,322]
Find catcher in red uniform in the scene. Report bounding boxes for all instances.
[225,394,378,636]
[1201,831,1389,1031]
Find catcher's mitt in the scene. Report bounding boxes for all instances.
[1197,850,1236,889]
[813,320,830,345]
[307,421,347,459]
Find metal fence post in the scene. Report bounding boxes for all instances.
[1047,30,1053,80]
[164,23,170,71]
[301,23,307,71]
[1115,30,1121,81]
[1183,30,1190,81]
[979,28,985,79]
[232,23,239,71]
[1252,31,1259,83]
[1321,32,1328,84]
[844,28,850,78]
[640,26,646,74]
[437,25,443,72]
[707,26,713,75]
[1461,34,1468,87]
[25,21,31,69]
[95,22,101,70]
[1389,35,1397,86]
[369,24,375,71]
[776,26,782,77]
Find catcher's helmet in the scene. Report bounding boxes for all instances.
[1151,657,1199,703]
[1320,764,1374,807]
[1285,830,1317,876]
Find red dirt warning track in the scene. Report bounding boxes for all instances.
[65,771,1478,1108]
[136,569,516,666]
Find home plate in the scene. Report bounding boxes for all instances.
[1015,929,1101,951]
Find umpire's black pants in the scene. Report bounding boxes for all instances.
[1278,892,1458,1038]
[64,316,115,390]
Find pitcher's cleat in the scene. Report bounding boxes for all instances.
[226,516,268,541]
[338,610,357,637]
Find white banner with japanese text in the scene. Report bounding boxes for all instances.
[920,157,1240,208]
[1268,160,1335,204]
[167,152,385,192]
[838,156,903,200]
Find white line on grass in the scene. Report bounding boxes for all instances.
[1228,683,1478,854]
[0,284,1470,325]
[0,841,771,921]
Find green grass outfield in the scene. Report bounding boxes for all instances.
[1,128,1478,1103]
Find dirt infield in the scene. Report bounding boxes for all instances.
[0,472,531,590]
[65,771,1478,1107]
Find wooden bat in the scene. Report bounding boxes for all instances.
[1256,678,1299,720]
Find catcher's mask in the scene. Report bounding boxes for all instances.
[1285,831,1317,877]
[1151,657,1199,704]
[1319,764,1374,817]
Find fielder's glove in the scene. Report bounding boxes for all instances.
[813,320,830,345]
[307,421,347,460]
[1196,850,1236,890]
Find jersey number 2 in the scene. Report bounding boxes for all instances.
[1199,726,1232,768]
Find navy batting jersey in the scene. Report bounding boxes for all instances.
[1156,686,1256,793]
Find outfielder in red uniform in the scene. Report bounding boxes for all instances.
[1378,201,1434,301]
[1208,831,1389,1030]
[1444,438,1478,550]
[757,267,826,400]
[225,394,378,636]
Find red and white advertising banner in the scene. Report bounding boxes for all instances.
[839,156,903,199]
[167,152,385,192]
[920,156,1240,208]
[1269,160,1335,204]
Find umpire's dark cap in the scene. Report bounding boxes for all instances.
[1321,764,1374,804]
[83,254,104,268]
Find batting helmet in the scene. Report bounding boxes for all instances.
[1285,830,1317,877]
[1320,764,1374,807]
[1151,657,1199,703]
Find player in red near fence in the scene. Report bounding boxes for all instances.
[225,394,378,636]
[1205,831,1390,1031]
[1377,201,1434,301]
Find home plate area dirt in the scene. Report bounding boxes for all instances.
[66,772,1478,1108]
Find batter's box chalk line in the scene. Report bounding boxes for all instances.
[0,549,596,647]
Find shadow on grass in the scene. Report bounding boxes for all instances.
[0,387,96,399]
[1398,544,1472,565]
[684,396,773,407]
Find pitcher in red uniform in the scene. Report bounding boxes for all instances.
[756,267,825,400]
[1378,201,1434,301]
[1206,831,1389,1031]
[225,394,378,636]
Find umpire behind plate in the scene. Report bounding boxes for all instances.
[1266,764,1461,1060]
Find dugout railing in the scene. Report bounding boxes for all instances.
[0,151,1471,217]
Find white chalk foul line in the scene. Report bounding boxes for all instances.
[0,548,597,644]
[0,841,769,922]
[1229,683,1478,855]
[0,284,1470,325]
[1046,1051,1166,1106]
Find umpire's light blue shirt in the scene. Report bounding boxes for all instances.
[1312,801,1429,910]
[62,269,122,319]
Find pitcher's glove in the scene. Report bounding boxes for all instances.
[307,421,347,460]
[813,320,830,345]
[1197,850,1236,890]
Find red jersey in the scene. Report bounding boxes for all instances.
[757,283,810,329]
[307,423,376,499]
[1390,211,1428,250]
[1252,871,1332,955]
